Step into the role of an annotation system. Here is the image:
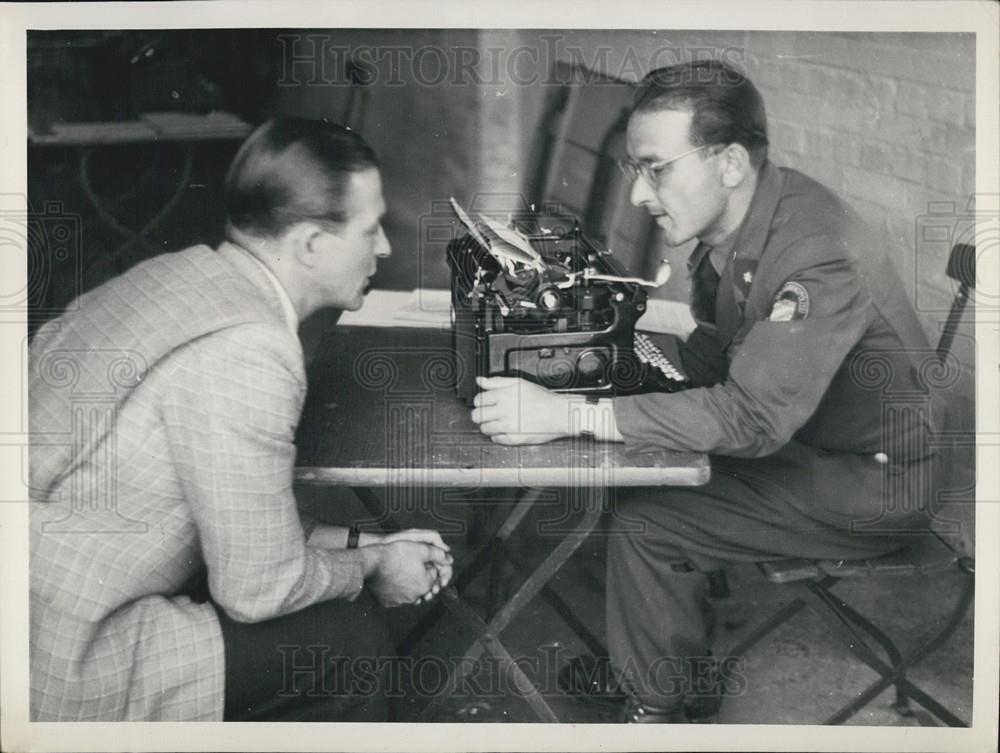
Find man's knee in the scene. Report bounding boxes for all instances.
[607,487,692,565]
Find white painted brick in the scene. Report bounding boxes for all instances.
[856,141,919,184]
[895,80,967,126]
[859,74,899,121]
[906,46,976,92]
[769,117,808,155]
[960,166,975,198]
[771,32,851,66]
[805,64,870,102]
[824,40,914,83]
[863,113,932,152]
[925,122,976,160]
[803,128,862,166]
[843,165,919,211]
[928,89,967,126]
[893,80,931,121]
[764,87,873,131]
[747,57,787,88]
[890,32,974,53]
[862,112,973,160]
[925,158,966,194]
[821,36,974,91]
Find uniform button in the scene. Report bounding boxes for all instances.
[874,452,889,464]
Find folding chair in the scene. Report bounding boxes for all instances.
[725,242,976,726]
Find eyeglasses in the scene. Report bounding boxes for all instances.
[618,145,710,187]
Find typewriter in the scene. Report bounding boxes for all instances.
[446,199,691,404]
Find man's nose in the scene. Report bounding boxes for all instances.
[375,226,391,258]
[629,176,656,208]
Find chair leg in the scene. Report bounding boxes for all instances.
[816,580,911,716]
[725,597,809,659]
[827,572,974,727]
[799,577,972,727]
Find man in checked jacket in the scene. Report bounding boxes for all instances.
[29,119,453,721]
[472,61,944,722]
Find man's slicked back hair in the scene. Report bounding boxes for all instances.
[225,118,379,238]
[632,60,769,167]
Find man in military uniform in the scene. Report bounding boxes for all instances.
[471,60,942,722]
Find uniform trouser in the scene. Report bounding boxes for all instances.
[606,442,937,710]
[208,592,395,721]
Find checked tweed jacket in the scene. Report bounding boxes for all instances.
[30,242,364,720]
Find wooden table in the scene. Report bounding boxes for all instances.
[295,324,709,721]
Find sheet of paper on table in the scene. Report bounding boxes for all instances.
[637,298,697,338]
[337,289,450,328]
[337,288,696,337]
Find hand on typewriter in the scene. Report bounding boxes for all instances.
[471,376,576,445]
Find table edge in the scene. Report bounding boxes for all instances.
[295,462,710,488]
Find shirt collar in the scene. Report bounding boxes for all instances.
[707,235,737,276]
[236,245,299,336]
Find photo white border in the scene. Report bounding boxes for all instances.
[1,1,997,751]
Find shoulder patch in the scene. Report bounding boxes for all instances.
[768,281,810,321]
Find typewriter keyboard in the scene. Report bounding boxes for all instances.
[634,332,687,383]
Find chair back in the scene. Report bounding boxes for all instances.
[937,243,976,360]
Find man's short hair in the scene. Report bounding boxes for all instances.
[632,60,769,168]
[225,118,379,237]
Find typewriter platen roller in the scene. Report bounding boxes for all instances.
[446,202,691,404]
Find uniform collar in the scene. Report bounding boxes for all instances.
[729,160,786,269]
[686,160,786,274]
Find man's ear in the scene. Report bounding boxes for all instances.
[283,221,326,269]
[720,144,753,189]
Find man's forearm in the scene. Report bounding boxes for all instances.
[316,542,383,582]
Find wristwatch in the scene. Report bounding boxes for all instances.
[581,394,600,438]
[347,524,361,549]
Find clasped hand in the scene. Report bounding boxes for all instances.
[470,376,573,445]
[365,529,453,607]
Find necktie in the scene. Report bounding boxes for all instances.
[692,247,721,324]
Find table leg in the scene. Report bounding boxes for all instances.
[420,486,606,722]
[351,486,393,528]
[399,489,545,653]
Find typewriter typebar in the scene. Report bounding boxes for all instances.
[446,210,691,404]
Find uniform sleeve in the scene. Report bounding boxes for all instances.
[159,324,367,622]
[615,234,876,458]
